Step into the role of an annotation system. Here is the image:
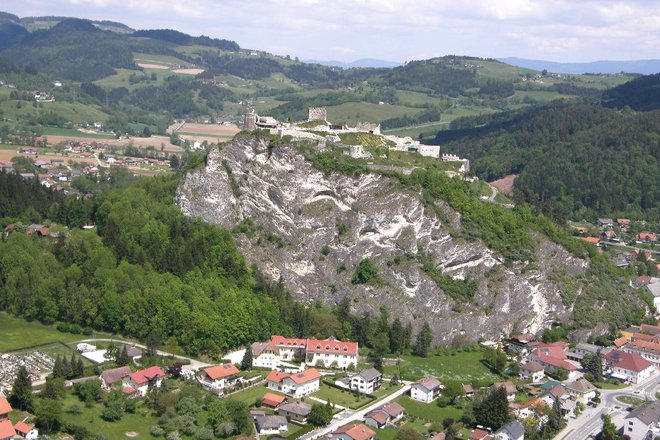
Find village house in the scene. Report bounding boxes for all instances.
[348,368,382,394]
[0,419,15,440]
[266,368,321,398]
[624,339,660,366]
[507,334,538,356]
[332,423,376,440]
[519,361,545,383]
[637,232,657,243]
[597,218,614,228]
[0,397,11,420]
[364,402,405,429]
[26,224,49,236]
[463,383,475,397]
[580,236,601,246]
[510,398,549,425]
[494,381,517,401]
[100,366,132,390]
[118,344,143,363]
[410,376,443,403]
[278,401,312,423]
[122,365,166,396]
[13,421,38,440]
[528,342,579,379]
[254,415,288,435]
[468,428,493,440]
[646,283,660,312]
[601,230,617,241]
[493,420,525,440]
[306,338,359,369]
[623,400,660,440]
[604,350,655,384]
[566,342,603,362]
[198,363,240,391]
[564,378,596,404]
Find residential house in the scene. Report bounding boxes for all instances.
[567,342,602,362]
[278,401,312,423]
[623,400,660,440]
[463,384,475,397]
[637,232,657,243]
[565,378,596,404]
[26,224,49,236]
[262,392,286,408]
[636,277,660,288]
[0,419,15,440]
[604,350,655,384]
[410,376,443,403]
[601,230,617,241]
[100,366,132,390]
[519,361,544,383]
[198,363,240,390]
[332,423,376,440]
[349,368,382,394]
[254,415,288,435]
[122,366,166,396]
[266,368,321,398]
[493,420,525,440]
[494,381,517,401]
[118,344,143,362]
[529,342,579,379]
[617,219,631,229]
[646,283,660,311]
[510,398,549,425]
[0,397,11,420]
[364,402,404,429]
[13,421,38,440]
[574,226,589,234]
[469,428,492,440]
[597,218,614,228]
[508,334,538,356]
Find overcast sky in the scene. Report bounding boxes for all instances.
[4,0,660,63]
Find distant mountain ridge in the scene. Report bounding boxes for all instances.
[303,58,402,68]
[499,57,660,75]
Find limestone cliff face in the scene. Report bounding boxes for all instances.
[175,136,589,343]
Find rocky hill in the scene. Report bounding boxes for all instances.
[174,135,629,343]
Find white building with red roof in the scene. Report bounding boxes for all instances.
[122,365,166,396]
[198,363,240,390]
[0,419,15,440]
[410,377,443,403]
[604,349,655,384]
[266,368,321,398]
[13,421,38,440]
[252,335,358,369]
[332,423,376,440]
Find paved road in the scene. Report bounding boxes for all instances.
[300,383,412,440]
[558,374,659,440]
[76,338,212,371]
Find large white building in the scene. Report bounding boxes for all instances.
[605,350,655,384]
[266,368,321,398]
[410,377,443,403]
[252,335,358,369]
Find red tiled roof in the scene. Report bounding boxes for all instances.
[0,397,11,415]
[415,376,442,391]
[13,421,33,435]
[262,392,286,408]
[266,369,321,385]
[129,366,166,385]
[0,419,16,439]
[581,237,600,245]
[605,350,653,372]
[640,324,660,335]
[613,337,629,348]
[531,343,577,371]
[469,428,490,440]
[306,338,358,356]
[122,386,137,395]
[495,381,517,394]
[335,423,375,440]
[204,363,239,380]
[366,410,389,425]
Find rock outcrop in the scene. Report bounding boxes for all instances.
[176,135,590,343]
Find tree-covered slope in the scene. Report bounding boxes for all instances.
[602,73,660,111]
[437,103,660,220]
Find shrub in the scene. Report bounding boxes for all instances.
[352,258,379,284]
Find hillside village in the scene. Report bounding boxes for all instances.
[1,323,660,440]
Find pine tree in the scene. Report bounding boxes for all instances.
[9,366,34,411]
[61,355,71,380]
[389,318,404,354]
[413,322,433,357]
[116,345,130,366]
[240,347,253,371]
[403,322,413,350]
[52,355,65,378]
[75,357,85,378]
[372,354,384,373]
[69,352,78,379]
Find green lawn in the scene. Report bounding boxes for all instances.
[227,383,285,406]
[311,383,374,409]
[326,102,424,126]
[61,393,160,439]
[376,418,432,440]
[616,395,645,407]
[383,350,501,386]
[395,395,463,422]
[595,381,628,390]
[371,383,404,399]
[0,312,82,351]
